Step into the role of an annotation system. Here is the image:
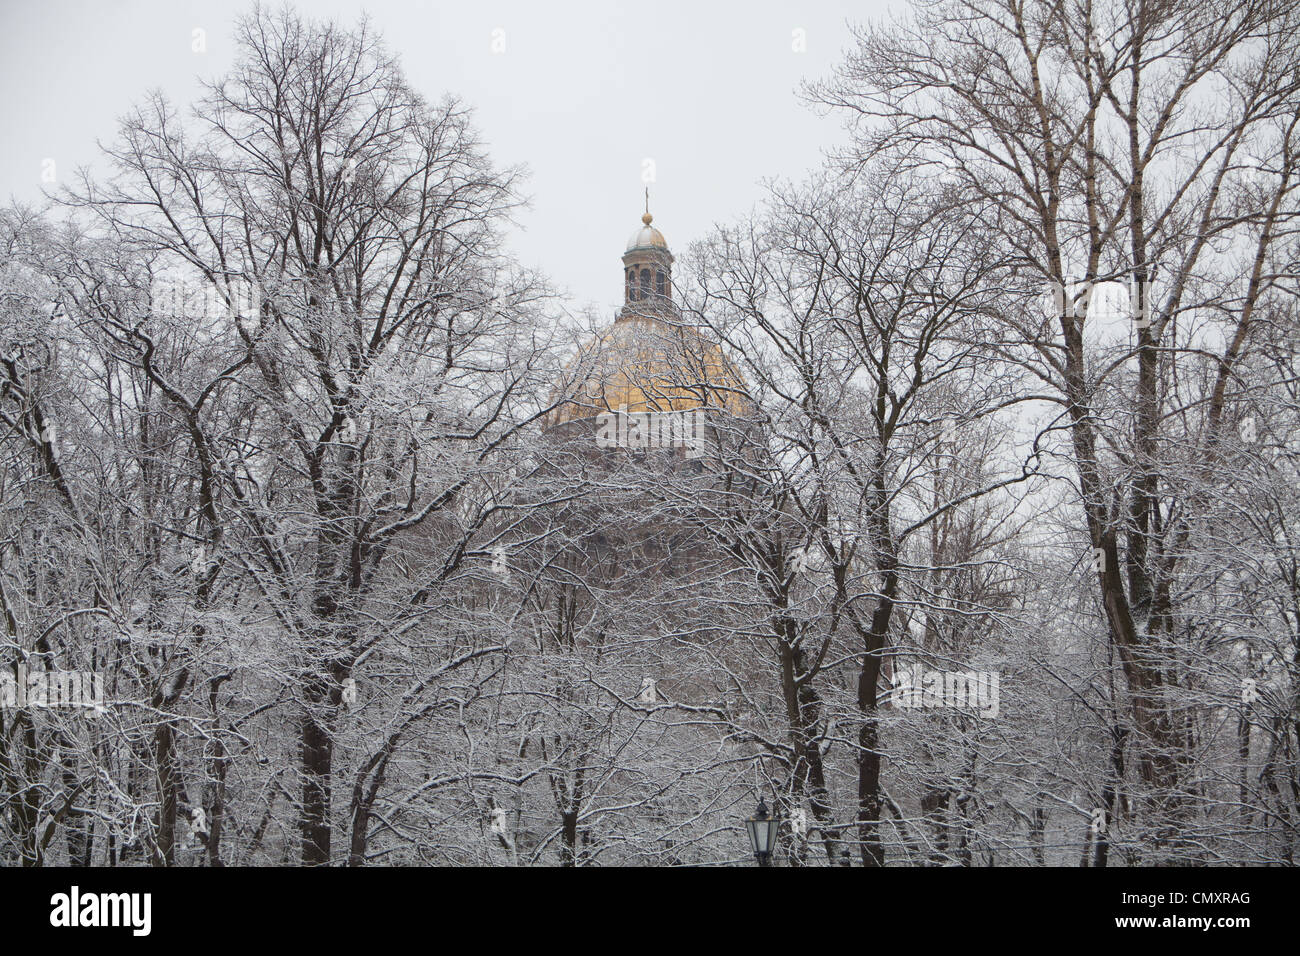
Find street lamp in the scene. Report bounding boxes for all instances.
[745,797,780,866]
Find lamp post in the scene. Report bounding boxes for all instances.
[745,797,780,866]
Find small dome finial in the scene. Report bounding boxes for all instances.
[643,187,652,225]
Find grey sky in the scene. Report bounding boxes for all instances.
[0,0,892,313]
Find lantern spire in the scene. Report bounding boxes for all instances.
[621,194,673,319]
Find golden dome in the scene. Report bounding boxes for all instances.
[544,200,748,431]
[544,314,748,429]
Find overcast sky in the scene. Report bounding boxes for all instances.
[0,0,895,313]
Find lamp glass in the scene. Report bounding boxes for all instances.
[746,801,778,858]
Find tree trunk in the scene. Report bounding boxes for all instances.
[300,673,335,866]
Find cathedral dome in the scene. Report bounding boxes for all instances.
[544,201,748,431]
[544,315,746,429]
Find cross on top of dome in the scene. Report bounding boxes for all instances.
[625,188,667,252]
